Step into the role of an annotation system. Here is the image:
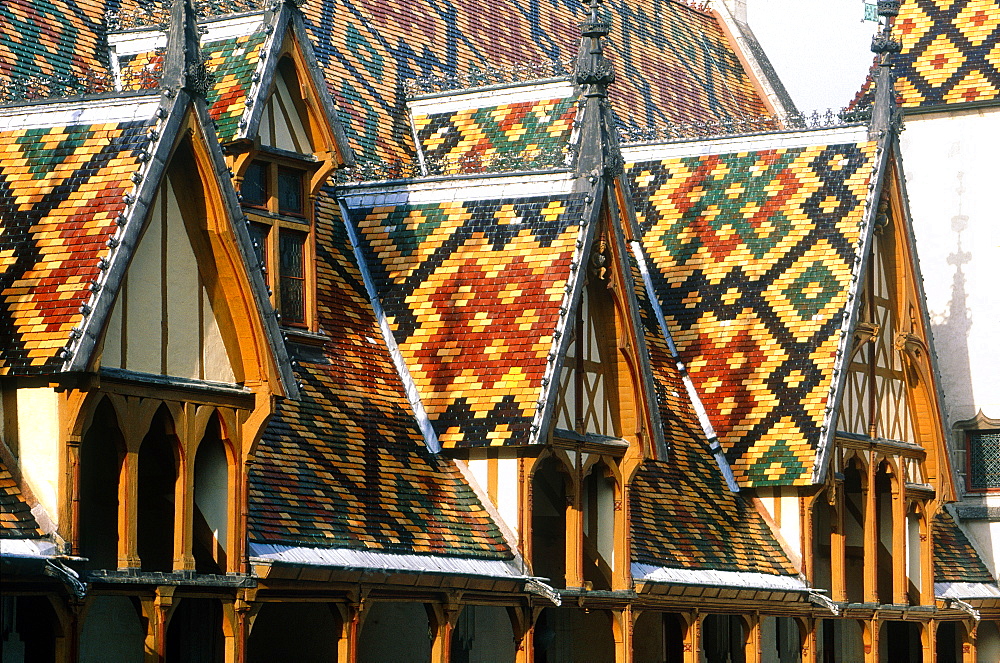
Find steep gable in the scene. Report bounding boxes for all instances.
[626,128,879,487]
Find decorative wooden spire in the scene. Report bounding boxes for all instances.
[573,0,624,179]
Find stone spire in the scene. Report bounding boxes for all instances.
[163,0,214,98]
[573,0,624,179]
[869,0,903,138]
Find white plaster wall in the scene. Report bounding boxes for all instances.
[779,490,801,560]
[899,108,1000,426]
[15,388,60,526]
[496,457,519,541]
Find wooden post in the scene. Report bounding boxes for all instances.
[832,484,847,602]
[744,613,761,663]
[892,472,907,605]
[119,450,141,569]
[865,462,878,604]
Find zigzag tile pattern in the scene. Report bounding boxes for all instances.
[894,0,1000,107]
[628,141,878,487]
[300,0,767,161]
[204,31,270,142]
[628,256,798,575]
[413,95,577,173]
[933,510,995,583]
[0,0,110,85]
[250,195,510,557]
[0,119,151,375]
[0,459,42,538]
[351,193,586,447]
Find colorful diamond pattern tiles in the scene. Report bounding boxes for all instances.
[412,95,577,174]
[250,196,510,558]
[350,192,586,448]
[933,511,994,583]
[894,0,1000,107]
[628,257,798,575]
[628,141,879,487]
[204,31,270,143]
[0,118,151,375]
[0,459,42,538]
[302,0,767,161]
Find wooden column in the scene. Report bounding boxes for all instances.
[831,484,847,602]
[865,619,879,663]
[685,613,702,663]
[864,463,878,604]
[892,473,907,605]
[614,606,632,663]
[119,450,141,569]
[428,602,458,663]
[800,617,817,663]
[744,614,761,663]
[565,455,584,589]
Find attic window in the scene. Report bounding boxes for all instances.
[242,161,268,208]
[277,167,304,216]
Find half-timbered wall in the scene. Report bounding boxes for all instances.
[100,180,237,385]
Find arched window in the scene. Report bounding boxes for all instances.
[582,460,616,590]
[875,460,895,604]
[531,457,568,588]
[137,406,179,572]
[193,415,230,574]
[843,459,866,603]
[811,491,834,592]
[79,399,126,570]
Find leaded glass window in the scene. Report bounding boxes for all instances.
[969,431,1000,491]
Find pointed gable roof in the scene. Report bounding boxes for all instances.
[0,458,43,539]
[625,126,883,487]
[0,97,159,374]
[341,171,589,449]
[1,2,296,395]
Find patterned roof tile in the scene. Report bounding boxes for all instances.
[628,140,879,486]
[895,0,1000,108]
[203,31,270,142]
[349,191,586,448]
[249,196,510,558]
[413,95,577,174]
[628,254,798,575]
[0,117,152,375]
[933,510,994,583]
[0,459,42,539]
[300,0,768,161]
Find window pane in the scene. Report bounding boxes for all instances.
[279,230,306,325]
[277,168,304,215]
[248,222,269,272]
[970,431,1000,490]
[241,161,268,208]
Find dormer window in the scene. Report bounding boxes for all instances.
[240,158,313,329]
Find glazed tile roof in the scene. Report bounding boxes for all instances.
[0,0,768,160]
[894,0,1000,108]
[0,0,110,85]
[628,136,879,487]
[249,196,510,558]
[412,93,577,174]
[0,113,154,375]
[301,0,768,161]
[204,30,270,142]
[347,186,586,448]
[0,459,42,539]
[933,511,994,584]
[628,253,798,576]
